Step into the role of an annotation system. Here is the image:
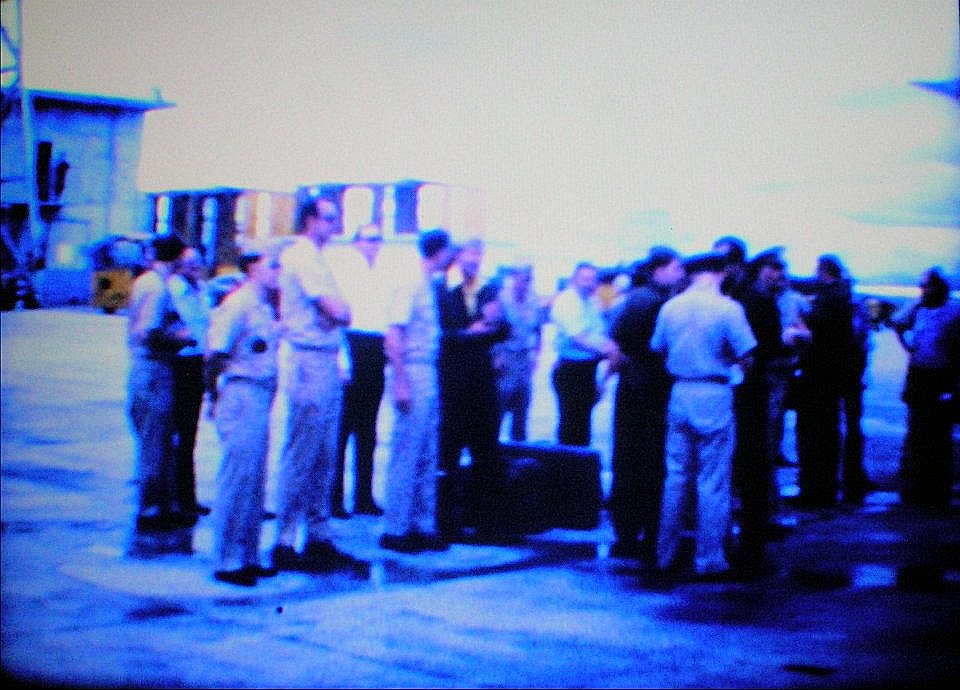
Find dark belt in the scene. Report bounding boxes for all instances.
[675,375,730,385]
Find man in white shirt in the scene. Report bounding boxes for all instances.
[550,261,619,446]
[329,224,392,517]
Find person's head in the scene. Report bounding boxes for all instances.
[353,223,383,264]
[633,246,684,288]
[682,251,728,283]
[418,228,456,272]
[296,196,340,244]
[151,233,186,265]
[712,235,747,266]
[752,249,787,291]
[176,246,206,283]
[509,257,534,295]
[816,254,845,284]
[237,240,283,291]
[569,261,599,298]
[457,237,485,282]
[919,266,950,308]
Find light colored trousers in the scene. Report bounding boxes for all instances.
[275,349,343,545]
[383,363,439,536]
[657,381,735,575]
[213,379,275,570]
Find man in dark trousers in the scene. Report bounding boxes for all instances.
[607,247,684,565]
[436,237,512,544]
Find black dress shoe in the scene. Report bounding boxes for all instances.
[243,564,278,579]
[214,568,257,587]
[262,510,277,521]
[354,502,384,517]
[412,532,449,552]
[332,508,352,520]
[270,544,300,571]
[379,533,423,554]
[192,503,212,516]
[300,540,369,574]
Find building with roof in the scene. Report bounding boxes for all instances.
[1,88,172,307]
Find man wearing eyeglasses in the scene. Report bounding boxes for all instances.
[269,197,368,575]
[329,223,391,518]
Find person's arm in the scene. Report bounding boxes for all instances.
[384,323,411,413]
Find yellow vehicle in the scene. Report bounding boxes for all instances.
[89,233,149,313]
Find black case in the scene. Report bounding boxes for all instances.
[499,441,601,534]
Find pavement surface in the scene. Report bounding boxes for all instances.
[2,307,959,688]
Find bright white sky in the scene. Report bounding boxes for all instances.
[13,0,960,284]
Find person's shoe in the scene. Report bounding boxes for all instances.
[355,502,384,517]
[474,529,525,546]
[694,567,739,584]
[270,544,300,571]
[300,540,369,574]
[608,540,643,559]
[412,532,449,552]
[261,510,277,521]
[243,564,278,579]
[379,533,424,554]
[214,568,258,587]
[332,507,352,520]
[192,503,212,516]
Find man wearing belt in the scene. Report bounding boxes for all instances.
[270,197,367,575]
[649,251,757,582]
[205,241,283,586]
[330,223,391,517]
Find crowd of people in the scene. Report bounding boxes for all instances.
[124,194,959,587]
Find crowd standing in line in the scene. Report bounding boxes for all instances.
[123,195,955,586]
[329,223,392,519]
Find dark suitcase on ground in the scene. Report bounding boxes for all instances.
[500,440,601,533]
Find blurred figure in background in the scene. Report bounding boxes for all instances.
[550,261,620,447]
[168,246,212,520]
[890,266,960,507]
[329,223,391,518]
[126,233,196,539]
[793,254,861,508]
[378,229,456,554]
[436,237,512,543]
[492,258,546,442]
[607,246,684,564]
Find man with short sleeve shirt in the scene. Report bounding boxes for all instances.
[650,251,757,581]
[269,197,367,575]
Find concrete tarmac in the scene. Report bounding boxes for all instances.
[2,307,958,688]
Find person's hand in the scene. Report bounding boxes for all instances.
[393,377,412,414]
